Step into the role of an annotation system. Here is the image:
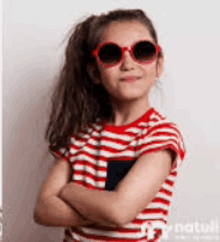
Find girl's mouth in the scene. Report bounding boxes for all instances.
[121,77,141,83]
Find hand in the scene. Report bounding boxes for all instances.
[58,182,82,201]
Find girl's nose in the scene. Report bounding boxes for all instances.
[120,49,136,70]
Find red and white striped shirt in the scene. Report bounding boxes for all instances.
[52,107,186,242]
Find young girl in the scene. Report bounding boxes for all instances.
[34,8,186,242]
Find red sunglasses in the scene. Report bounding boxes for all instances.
[92,40,161,68]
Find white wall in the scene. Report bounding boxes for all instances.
[3,0,220,241]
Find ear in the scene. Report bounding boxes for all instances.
[155,53,165,78]
[87,63,102,84]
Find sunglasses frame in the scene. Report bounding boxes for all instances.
[92,39,161,68]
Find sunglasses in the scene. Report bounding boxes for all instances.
[92,40,161,67]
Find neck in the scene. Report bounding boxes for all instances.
[108,97,151,126]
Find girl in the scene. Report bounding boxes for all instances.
[34,8,186,242]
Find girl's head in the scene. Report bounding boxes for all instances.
[46,8,164,152]
[88,20,164,107]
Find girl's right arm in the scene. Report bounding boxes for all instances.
[33,158,96,228]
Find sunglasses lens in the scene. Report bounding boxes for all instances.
[133,41,156,62]
[98,44,121,64]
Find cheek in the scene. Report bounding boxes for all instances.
[97,72,116,94]
[99,68,117,85]
[143,64,157,78]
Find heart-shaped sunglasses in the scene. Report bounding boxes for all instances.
[92,40,161,67]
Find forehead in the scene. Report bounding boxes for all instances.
[100,21,154,45]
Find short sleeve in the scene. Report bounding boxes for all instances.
[49,144,70,164]
[137,122,186,169]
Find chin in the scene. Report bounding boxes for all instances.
[111,89,149,102]
[119,95,145,102]
[122,91,147,100]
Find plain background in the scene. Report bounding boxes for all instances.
[3,0,220,241]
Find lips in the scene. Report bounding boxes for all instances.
[120,76,141,81]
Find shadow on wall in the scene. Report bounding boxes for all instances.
[0,207,2,241]
[4,74,64,242]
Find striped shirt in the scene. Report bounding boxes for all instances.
[52,107,186,242]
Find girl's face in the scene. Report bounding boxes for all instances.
[92,21,164,105]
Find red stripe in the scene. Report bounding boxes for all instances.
[73,159,106,171]
[164,178,174,187]
[51,150,72,164]
[100,144,135,153]
[136,138,178,152]
[70,226,149,241]
[102,135,137,145]
[170,170,177,176]
[147,123,175,134]
[73,141,136,154]
[151,131,178,139]
[74,170,105,182]
[107,157,137,162]
[69,149,138,162]
[138,143,185,161]
[68,226,162,241]
[142,208,168,216]
[159,187,172,196]
[151,197,170,206]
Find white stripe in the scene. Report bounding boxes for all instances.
[69,147,79,155]
[100,149,136,158]
[139,131,177,143]
[74,164,107,178]
[103,131,134,141]
[157,192,172,201]
[72,179,106,188]
[70,154,96,164]
[161,182,175,191]
[150,123,185,151]
[96,170,107,177]
[92,123,103,130]
[136,212,167,220]
[147,120,160,127]
[69,140,87,148]
[83,146,101,156]
[101,140,127,149]
[149,120,174,128]
[138,121,149,127]
[151,113,169,122]
[96,180,106,187]
[69,154,92,163]
[145,202,169,211]
[102,139,138,150]
[150,128,179,138]
[85,176,97,186]
[74,176,96,187]
[126,127,142,133]
[168,173,177,182]
[88,138,100,146]
[74,164,96,175]
[75,132,92,140]
[139,139,179,154]
[72,154,107,167]
[80,227,146,239]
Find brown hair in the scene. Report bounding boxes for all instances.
[46,8,163,155]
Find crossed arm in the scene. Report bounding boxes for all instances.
[34,158,118,228]
[34,149,173,228]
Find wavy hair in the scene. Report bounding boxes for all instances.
[46,8,163,155]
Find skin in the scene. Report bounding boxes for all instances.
[88,20,164,126]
